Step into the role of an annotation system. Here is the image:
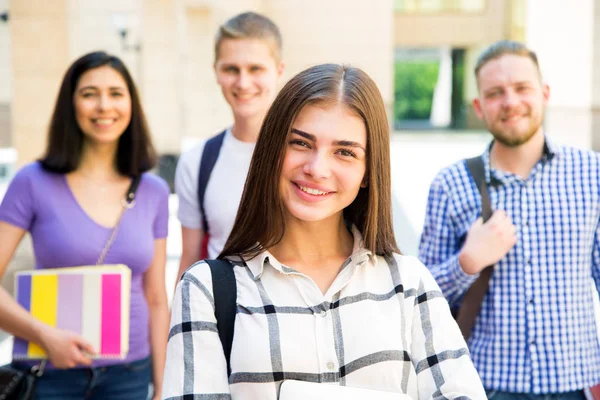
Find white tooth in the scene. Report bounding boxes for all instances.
[300,185,327,195]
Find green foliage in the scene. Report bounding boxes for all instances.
[394,61,440,121]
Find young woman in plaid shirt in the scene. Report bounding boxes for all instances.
[163,64,486,400]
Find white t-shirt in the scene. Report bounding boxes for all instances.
[175,128,256,259]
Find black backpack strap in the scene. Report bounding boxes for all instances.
[465,156,492,222]
[198,130,227,233]
[205,259,237,377]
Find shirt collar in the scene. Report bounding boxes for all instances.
[481,135,558,184]
[243,225,375,280]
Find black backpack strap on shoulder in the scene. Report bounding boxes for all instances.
[198,130,227,233]
[465,156,492,222]
[456,156,494,339]
[205,259,237,377]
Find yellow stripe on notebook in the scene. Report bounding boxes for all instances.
[28,274,58,357]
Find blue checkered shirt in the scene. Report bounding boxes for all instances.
[418,138,600,394]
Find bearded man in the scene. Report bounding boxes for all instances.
[419,40,600,400]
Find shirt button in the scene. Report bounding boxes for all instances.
[320,310,327,318]
[326,362,335,371]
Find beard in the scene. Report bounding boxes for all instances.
[485,109,544,148]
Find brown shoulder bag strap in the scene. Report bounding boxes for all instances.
[455,157,494,339]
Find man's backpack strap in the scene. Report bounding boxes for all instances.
[198,130,227,233]
[465,156,493,221]
[455,156,494,339]
[205,259,237,377]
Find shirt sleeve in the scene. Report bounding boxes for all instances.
[591,220,600,298]
[162,261,231,399]
[0,166,36,230]
[175,145,204,230]
[418,173,478,306]
[153,177,170,239]
[408,258,487,400]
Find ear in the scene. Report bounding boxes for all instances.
[542,83,550,105]
[361,177,368,188]
[277,60,286,78]
[472,97,484,119]
[213,63,220,82]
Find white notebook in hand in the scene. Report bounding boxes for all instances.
[279,380,412,400]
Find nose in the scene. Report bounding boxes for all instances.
[97,93,111,111]
[236,70,251,90]
[302,150,331,180]
[503,89,519,108]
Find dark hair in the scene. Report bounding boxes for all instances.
[215,11,282,62]
[40,51,157,176]
[220,64,399,260]
[475,40,541,81]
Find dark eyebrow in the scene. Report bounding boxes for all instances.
[77,86,126,92]
[290,128,366,152]
[291,128,315,141]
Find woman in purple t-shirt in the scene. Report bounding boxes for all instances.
[0,52,169,399]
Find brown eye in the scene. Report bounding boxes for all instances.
[336,149,357,158]
[290,140,309,148]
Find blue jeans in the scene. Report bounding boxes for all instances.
[14,356,152,400]
[485,389,586,400]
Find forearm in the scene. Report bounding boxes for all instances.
[148,300,169,395]
[177,253,197,282]
[0,285,50,346]
[177,227,203,282]
[427,253,479,306]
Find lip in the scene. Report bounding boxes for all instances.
[291,180,334,203]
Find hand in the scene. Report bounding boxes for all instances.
[151,394,161,400]
[39,326,96,369]
[459,210,517,275]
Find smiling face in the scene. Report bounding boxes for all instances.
[73,65,132,146]
[473,54,549,147]
[279,102,367,225]
[214,38,284,123]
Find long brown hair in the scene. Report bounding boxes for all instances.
[219,64,398,260]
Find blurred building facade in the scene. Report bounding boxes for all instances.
[1,0,394,164]
[0,0,600,162]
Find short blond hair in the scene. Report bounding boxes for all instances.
[215,12,282,63]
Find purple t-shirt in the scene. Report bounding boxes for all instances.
[0,162,169,367]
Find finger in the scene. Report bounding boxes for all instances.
[498,220,517,234]
[489,209,508,223]
[73,335,97,356]
[74,350,93,366]
[471,217,484,229]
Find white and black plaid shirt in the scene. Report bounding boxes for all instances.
[162,228,486,399]
[419,139,600,393]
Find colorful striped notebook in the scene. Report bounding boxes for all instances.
[13,265,131,360]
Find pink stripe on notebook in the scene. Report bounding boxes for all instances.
[101,274,121,355]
